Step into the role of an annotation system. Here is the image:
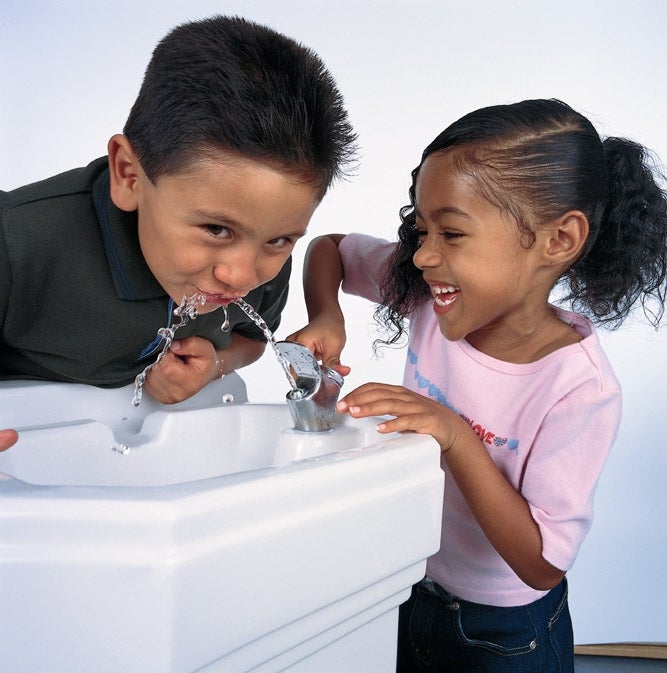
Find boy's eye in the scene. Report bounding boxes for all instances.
[267,236,292,250]
[205,224,232,239]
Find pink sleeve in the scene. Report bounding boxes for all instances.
[339,233,395,304]
[524,373,621,572]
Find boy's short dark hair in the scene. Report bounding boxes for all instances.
[123,15,357,195]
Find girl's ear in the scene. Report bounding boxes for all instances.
[107,134,141,212]
[545,210,590,266]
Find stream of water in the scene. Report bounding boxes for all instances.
[232,298,299,392]
[131,293,206,406]
[132,294,300,406]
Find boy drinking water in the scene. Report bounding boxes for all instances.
[0,15,356,450]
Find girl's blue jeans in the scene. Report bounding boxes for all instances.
[396,576,574,673]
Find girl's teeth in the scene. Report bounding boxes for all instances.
[435,294,457,307]
[432,285,459,307]
[433,285,458,294]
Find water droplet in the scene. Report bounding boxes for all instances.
[220,306,231,333]
[222,394,234,404]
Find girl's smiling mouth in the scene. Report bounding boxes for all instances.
[429,284,460,313]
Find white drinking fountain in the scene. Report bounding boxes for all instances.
[0,357,444,673]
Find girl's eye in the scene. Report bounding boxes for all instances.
[442,230,463,240]
[416,230,427,247]
[205,224,232,239]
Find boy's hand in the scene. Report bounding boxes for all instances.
[144,336,221,404]
[337,382,470,454]
[286,311,351,376]
[0,428,18,452]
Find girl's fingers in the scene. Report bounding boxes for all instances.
[377,412,441,436]
[340,382,410,406]
[338,382,459,452]
[340,392,429,420]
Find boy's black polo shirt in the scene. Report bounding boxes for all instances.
[0,158,291,387]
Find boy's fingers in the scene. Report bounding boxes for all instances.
[0,429,19,451]
[170,337,200,355]
[169,337,215,360]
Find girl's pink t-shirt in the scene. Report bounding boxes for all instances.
[340,233,621,606]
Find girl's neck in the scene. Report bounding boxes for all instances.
[464,306,583,364]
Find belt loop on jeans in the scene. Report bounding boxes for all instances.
[421,577,458,605]
[420,577,440,596]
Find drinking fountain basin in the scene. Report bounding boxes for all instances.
[0,377,444,673]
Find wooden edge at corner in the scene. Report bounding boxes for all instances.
[574,643,667,660]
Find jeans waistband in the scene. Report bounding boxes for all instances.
[419,576,568,610]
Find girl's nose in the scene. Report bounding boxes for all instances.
[413,237,442,270]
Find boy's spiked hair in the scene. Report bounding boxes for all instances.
[124,15,357,195]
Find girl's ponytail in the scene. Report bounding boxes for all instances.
[567,137,667,327]
[376,99,667,348]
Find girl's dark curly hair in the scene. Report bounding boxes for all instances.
[376,99,667,345]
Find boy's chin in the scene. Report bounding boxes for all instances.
[194,302,222,314]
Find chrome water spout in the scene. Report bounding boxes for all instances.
[275,341,344,432]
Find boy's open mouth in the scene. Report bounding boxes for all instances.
[198,291,244,306]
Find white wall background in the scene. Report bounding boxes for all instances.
[2,0,665,645]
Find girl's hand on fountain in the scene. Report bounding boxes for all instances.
[0,428,19,452]
[144,336,220,404]
[286,313,351,377]
[337,382,469,454]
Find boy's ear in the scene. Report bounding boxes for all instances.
[544,210,590,267]
[107,134,141,212]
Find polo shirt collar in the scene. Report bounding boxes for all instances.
[92,167,166,301]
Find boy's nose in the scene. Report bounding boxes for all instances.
[212,253,261,293]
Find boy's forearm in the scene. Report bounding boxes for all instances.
[303,234,346,320]
[215,333,266,377]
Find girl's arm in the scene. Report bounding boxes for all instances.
[287,234,351,375]
[442,412,566,590]
[338,383,566,591]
